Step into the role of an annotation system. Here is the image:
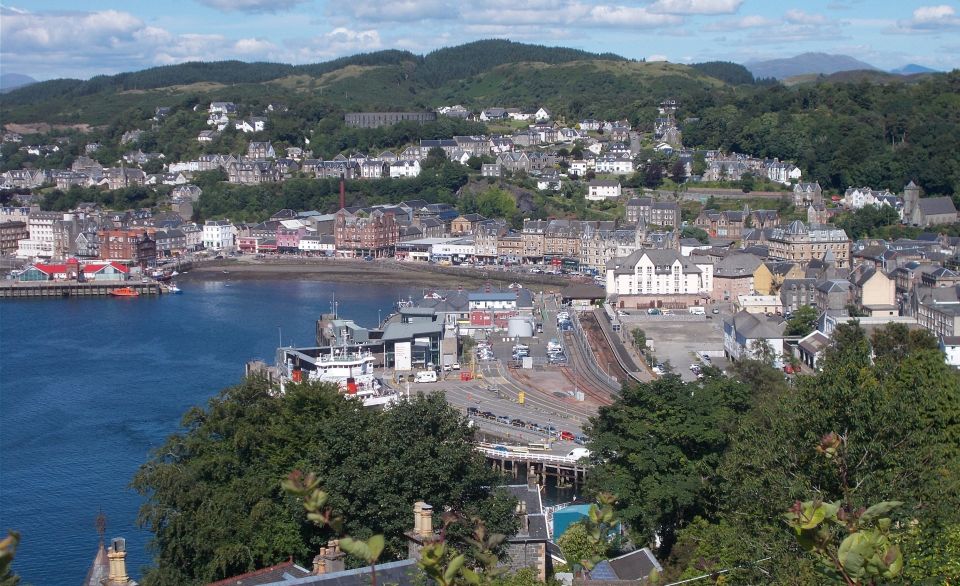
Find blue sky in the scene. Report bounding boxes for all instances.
[2,0,958,80]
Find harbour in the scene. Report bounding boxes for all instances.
[0,280,165,298]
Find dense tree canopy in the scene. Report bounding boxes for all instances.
[132,379,517,585]
[664,322,960,582]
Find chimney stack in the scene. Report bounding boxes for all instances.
[339,175,346,210]
[107,538,130,584]
[313,540,345,575]
[527,467,538,491]
[418,503,434,537]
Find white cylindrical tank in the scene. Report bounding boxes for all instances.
[507,317,533,338]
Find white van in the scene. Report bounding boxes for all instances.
[414,370,438,383]
[688,306,705,315]
[566,447,591,460]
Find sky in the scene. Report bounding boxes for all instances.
[1,0,958,80]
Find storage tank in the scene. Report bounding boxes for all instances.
[507,317,534,338]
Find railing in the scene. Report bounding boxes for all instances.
[475,446,583,466]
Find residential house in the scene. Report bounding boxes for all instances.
[227,161,281,184]
[780,278,818,313]
[235,117,267,133]
[197,130,219,142]
[586,180,621,201]
[594,154,634,174]
[497,152,531,174]
[481,163,501,178]
[247,142,276,159]
[849,265,897,316]
[723,310,786,362]
[479,108,509,121]
[916,286,960,338]
[796,330,831,370]
[209,102,237,115]
[625,197,680,227]
[815,279,852,315]
[450,214,487,236]
[390,160,421,178]
[793,182,823,206]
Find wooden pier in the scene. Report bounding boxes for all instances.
[0,281,164,299]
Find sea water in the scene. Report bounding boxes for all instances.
[0,279,417,584]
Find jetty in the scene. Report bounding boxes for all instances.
[0,281,164,299]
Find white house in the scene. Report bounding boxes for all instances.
[534,107,551,122]
[605,249,713,297]
[299,235,335,254]
[15,211,61,258]
[202,220,237,251]
[587,180,621,200]
[843,187,897,210]
[569,160,589,176]
[941,336,960,368]
[235,117,266,133]
[594,155,634,174]
[390,160,421,178]
[209,102,237,115]
[723,310,786,363]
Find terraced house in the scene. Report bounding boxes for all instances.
[334,209,399,258]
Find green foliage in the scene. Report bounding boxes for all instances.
[690,61,756,85]
[835,205,901,240]
[132,379,517,585]
[475,188,517,219]
[586,374,755,553]
[680,226,709,244]
[701,321,960,582]
[630,328,647,353]
[557,522,609,573]
[783,433,905,584]
[785,305,819,337]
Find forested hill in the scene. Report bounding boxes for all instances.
[0,40,629,107]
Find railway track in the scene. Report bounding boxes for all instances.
[560,330,618,406]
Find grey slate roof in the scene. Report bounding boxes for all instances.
[590,548,663,581]
[917,197,957,216]
[268,559,420,586]
[725,310,786,340]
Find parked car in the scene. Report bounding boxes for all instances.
[511,418,526,427]
[496,415,511,425]
[467,407,479,416]
[559,430,575,441]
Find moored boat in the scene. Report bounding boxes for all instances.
[166,284,182,294]
[110,287,140,297]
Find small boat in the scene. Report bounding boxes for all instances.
[110,287,140,297]
[166,284,182,294]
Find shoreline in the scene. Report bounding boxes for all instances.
[176,258,572,289]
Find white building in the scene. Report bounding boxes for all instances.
[940,336,960,368]
[432,238,475,260]
[181,224,203,250]
[843,187,898,210]
[569,160,588,176]
[722,310,786,363]
[605,249,713,297]
[299,235,335,254]
[390,160,421,178]
[595,155,634,174]
[202,220,237,251]
[15,211,61,258]
[587,180,622,201]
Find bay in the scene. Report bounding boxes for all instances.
[0,278,417,585]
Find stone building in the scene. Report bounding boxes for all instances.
[334,209,399,257]
[766,221,851,268]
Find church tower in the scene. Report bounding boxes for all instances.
[904,181,920,222]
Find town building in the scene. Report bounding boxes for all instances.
[711,253,772,301]
[605,249,713,308]
[625,197,680,227]
[0,220,28,255]
[723,310,786,362]
[202,220,237,251]
[98,229,156,267]
[334,209,399,257]
[766,221,851,268]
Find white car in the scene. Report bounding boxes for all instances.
[451,363,461,370]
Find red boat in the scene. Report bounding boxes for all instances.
[110,287,140,297]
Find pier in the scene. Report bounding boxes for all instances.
[0,281,164,299]
[476,445,589,488]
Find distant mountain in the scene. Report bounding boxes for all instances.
[745,52,878,80]
[890,64,939,75]
[0,73,37,93]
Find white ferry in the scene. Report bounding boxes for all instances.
[277,346,399,408]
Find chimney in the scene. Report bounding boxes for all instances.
[518,501,529,533]
[418,503,434,537]
[107,537,130,584]
[339,175,346,210]
[312,547,328,575]
[413,501,424,534]
[527,467,538,491]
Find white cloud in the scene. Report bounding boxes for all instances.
[648,0,742,15]
[345,0,457,21]
[913,4,956,21]
[196,0,308,13]
[290,28,382,62]
[703,14,774,30]
[647,54,668,61]
[893,4,960,32]
[785,9,827,25]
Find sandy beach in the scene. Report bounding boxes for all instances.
[177,258,571,289]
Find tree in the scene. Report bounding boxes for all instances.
[476,188,517,219]
[680,226,709,244]
[630,328,647,353]
[669,160,687,183]
[586,375,755,555]
[642,163,663,189]
[133,379,517,585]
[557,522,609,573]
[704,322,960,582]
[740,172,755,193]
[785,305,819,337]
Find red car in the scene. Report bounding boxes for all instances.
[783,365,795,374]
[559,430,575,441]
